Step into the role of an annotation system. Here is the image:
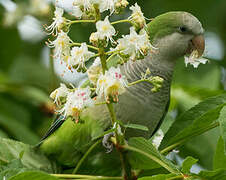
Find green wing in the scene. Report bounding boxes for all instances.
[36,115,65,147]
[39,108,108,166]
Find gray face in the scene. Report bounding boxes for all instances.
[152,12,204,60]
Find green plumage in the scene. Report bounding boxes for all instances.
[40,115,105,166]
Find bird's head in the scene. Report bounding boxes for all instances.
[146,11,205,60]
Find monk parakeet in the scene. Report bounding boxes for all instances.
[39,11,205,166]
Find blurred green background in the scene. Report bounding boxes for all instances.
[0,0,225,171]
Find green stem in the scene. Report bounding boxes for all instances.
[118,148,131,180]
[106,53,117,63]
[51,174,122,179]
[97,43,130,179]
[71,43,99,51]
[128,79,153,86]
[107,103,117,125]
[72,140,102,174]
[98,47,107,74]
[105,49,123,55]
[90,53,101,59]
[160,122,219,154]
[95,101,107,106]
[111,19,133,25]
[122,145,179,174]
[69,19,96,24]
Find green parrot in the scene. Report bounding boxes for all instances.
[39,11,205,166]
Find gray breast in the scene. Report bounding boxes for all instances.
[115,57,174,138]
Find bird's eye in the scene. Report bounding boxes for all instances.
[179,26,187,33]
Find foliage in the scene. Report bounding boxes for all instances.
[0,0,226,180]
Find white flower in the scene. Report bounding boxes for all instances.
[72,5,83,18]
[89,32,99,45]
[30,0,50,16]
[87,57,102,84]
[69,43,95,69]
[129,3,146,28]
[184,50,208,68]
[96,67,128,101]
[72,0,97,18]
[45,7,65,35]
[50,83,69,105]
[92,57,101,67]
[98,0,116,14]
[96,16,116,43]
[47,31,71,61]
[115,27,154,60]
[152,129,164,149]
[59,87,94,119]
[73,0,93,12]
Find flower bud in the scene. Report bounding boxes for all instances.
[89,32,99,46]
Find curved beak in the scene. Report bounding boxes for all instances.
[187,35,205,58]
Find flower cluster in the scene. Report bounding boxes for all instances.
[46,1,206,122]
[129,3,146,29]
[46,2,159,120]
[72,0,129,18]
[113,27,155,61]
[69,43,95,72]
[50,84,94,121]
[47,31,71,62]
[44,7,67,35]
[87,57,102,84]
[92,16,116,45]
[184,50,208,68]
[140,68,164,93]
[96,67,128,102]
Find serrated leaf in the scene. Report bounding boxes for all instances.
[124,123,149,131]
[218,106,226,154]
[181,156,198,174]
[127,137,180,173]
[8,171,59,180]
[213,136,226,170]
[198,169,226,180]
[0,138,56,173]
[160,94,226,151]
[0,159,29,180]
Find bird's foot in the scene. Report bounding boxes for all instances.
[102,132,114,153]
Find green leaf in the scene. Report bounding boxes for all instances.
[198,169,226,180]
[0,114,39,144]
[213,136,226,170]
[160,94,226,151]
[0,96,39,144]
[218,106,226,153]
[124,123,149,131]
[0,159,28,180]
[9,56,58,91]
[127,137,180,173]
[178,128,218,170]
[8,171,59,180]
[0,138,56,173]
[173,59,221,90]
[181,156,198,174]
